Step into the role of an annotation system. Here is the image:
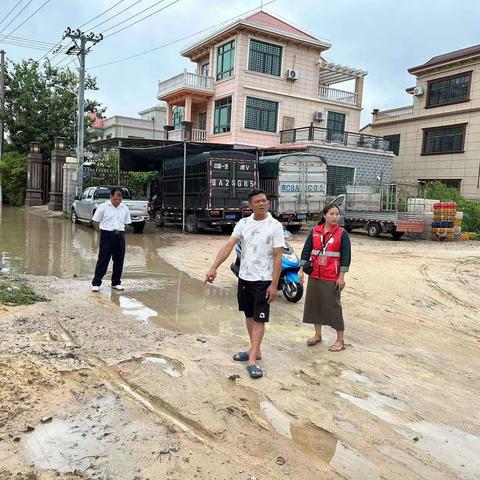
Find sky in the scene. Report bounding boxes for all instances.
[2,0,480,127]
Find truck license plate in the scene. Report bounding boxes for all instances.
[225,214,236,220]
[297,214,306,220]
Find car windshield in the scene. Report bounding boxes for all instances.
[95,187,131,199]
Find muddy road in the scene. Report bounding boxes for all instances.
[1,206,480,480]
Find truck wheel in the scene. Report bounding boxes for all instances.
[345,226,353,233]
[391,231,404,240]
[154,210,164,227]
[186,214,198,234]
[283,282,304,303]
[220,225,234,234]
[71,209,80,224]
[367,223,381,238]
[133,222,145,234]
[287,225,302,233]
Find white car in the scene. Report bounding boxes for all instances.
[71,186,149,234]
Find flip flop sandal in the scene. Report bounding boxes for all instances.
[328,343,346,352]
[233,351,262,362]
[246,364,263,379]
[306,335,322,346]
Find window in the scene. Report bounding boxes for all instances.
[198,112,207,131]
[282,116,295,130]
[327,165,355,196]
[200,63,210,76]
[427,72,471,107]
[245,97,278,133]
[326,111,346,142]
[422,124,466,155]
[213,97,232,133]
[216,41,235,80]
[384,134,401,155]
[172,106,184,129]
[248,39,282,77]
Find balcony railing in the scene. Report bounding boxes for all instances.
[157,70,214,99]
[168,128,207,142]
[280,126,390,152]
[375,105,414,121]
[318,85,358,106]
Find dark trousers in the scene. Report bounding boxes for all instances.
[92,230,125,287]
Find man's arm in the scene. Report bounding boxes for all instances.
[92,204,104,231]
[266,247,282,303]
[205,236,239,284]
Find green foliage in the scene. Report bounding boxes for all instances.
[0,152,27,206]
[0,274,47,306]
[0,59,105,160]
[425,181,480,232]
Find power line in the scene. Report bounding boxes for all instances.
[89,0,278,69]
[0,38,50,51]
[1,0,53,42]
[0,0,25,29]
[89,0,144,31]
[0,0,35,37]
[78,0,126,29]
[0,33,55,47]
[103,0,181,38]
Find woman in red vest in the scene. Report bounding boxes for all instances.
[299,203,351,352]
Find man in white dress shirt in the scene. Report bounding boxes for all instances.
[91,187,131,292]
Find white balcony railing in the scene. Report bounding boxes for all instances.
[168,128,207,142]
[375,105,414,121]
[157,70,214,99]
[318,85,358,106]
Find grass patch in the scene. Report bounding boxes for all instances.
[0,274,47,306]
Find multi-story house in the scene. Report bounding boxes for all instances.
[157,11,393,194]
[362,44,480,199]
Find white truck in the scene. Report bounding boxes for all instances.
[332,185,425,239]
[71,186,150,233]
[259,153,327,231]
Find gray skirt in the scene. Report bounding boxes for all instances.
[302,277,344,331]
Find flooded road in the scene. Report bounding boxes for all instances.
[0,206,304,337]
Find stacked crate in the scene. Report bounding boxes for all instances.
[431,202,456,241]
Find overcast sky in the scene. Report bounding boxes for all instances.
[2,0,480,127]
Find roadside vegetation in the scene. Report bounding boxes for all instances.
[0,273,47,306]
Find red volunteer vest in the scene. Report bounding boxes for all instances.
[310,224,344,281]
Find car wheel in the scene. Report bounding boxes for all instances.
[71,209,80,224]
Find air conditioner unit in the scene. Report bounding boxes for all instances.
[413,86,424,96]
[287,69,299,81]
[313,111,324,122]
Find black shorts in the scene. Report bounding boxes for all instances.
[237,278,271,323]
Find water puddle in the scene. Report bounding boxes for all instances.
[341,369,374,386]
[117,296,158,322]
[22,417,105,473]
[335,419,359,434]
[336,391,407,425]
[142,354,183,378]
[330,442,380,479]
[404,421,480,480]
[260,400,293,439]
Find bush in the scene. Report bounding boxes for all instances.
[0,152,27,206]
[425,181,480,232]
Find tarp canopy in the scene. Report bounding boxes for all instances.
[119,142,256,172]
[259,152,328,178]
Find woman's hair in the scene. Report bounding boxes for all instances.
[318,203,340,225]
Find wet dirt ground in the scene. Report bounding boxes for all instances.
[1,205,480,479]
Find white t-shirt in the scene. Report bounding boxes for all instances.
[232,213,285,282]
[92,201,132,231]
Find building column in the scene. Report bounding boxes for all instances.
[166,102,173,126]
[184,96,192,122]
[48,137,67,211]
[25,142,43,207]
[355,75,365,108]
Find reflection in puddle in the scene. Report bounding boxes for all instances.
[117,296,157,322]
[337,391,407,425]
[405,421,480,480]
[22,418,103,473]
[143,355,183,378]
[341,370,374,386]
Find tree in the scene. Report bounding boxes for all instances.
[0,152,27,206]
[0,59,105,160]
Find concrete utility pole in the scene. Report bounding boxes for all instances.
[62,28,102,196]
[0,50,5,205]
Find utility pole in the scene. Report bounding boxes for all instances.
[62,28,102,196]
[0,50,5,205]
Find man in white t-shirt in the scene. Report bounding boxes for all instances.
[91,187,132,292]
[205,189,285,379]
